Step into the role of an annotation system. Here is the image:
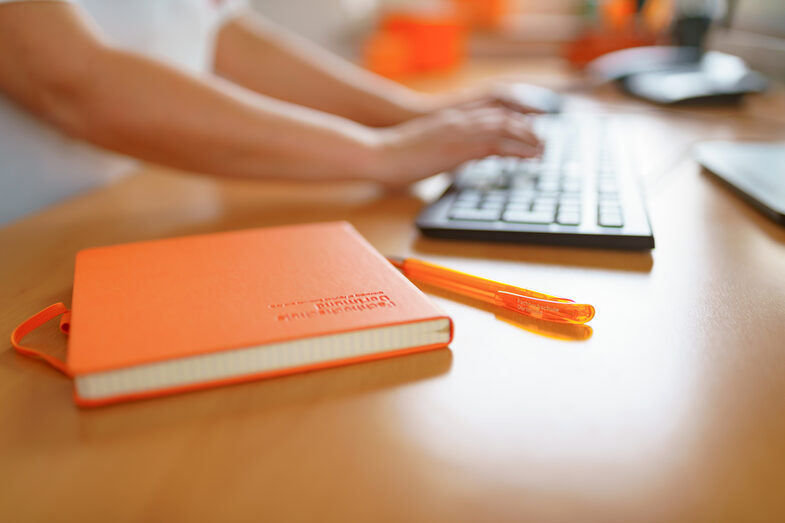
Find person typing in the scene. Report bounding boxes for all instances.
[0,0,542,224]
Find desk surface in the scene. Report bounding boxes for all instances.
[2,60,785,522]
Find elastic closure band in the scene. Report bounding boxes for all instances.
[11,303,73,377]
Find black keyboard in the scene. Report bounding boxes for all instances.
[416,115,655,250]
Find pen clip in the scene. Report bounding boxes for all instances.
[495,291,595,324]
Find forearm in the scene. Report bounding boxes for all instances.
[214,14,429,127]
[52,48,380,181]
[0,2,541,190]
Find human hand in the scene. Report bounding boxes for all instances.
[368,106,542,187]
[444,83,552,114]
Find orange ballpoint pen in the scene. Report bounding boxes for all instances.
[387,256,595,324]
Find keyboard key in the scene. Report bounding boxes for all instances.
[559,205,582,217]
[560,191,581,202]
[537,190,561,200]
[480,201,504,211]
[532,202,557,215]
[505,202,532,213]
[507,198,534,210]
[466,162,498,177]
[510,164,537,177]
[483,193,508,203]
[559,195,581,205]
[450,208,502,221]
[451,199,478,208]
[509,189,536,199]
[557,212,581,225]
[598,190,620,199]
[598,194,620,206]
[511,177,537,190]
[534,194,559,204]
[598,213,624,227]
[599,202,622,215]
[457,189,481,200]
[503,210,555,224]
[562,165,583,179]
[598,180,619,194]
[538,180,561,192]
[499,157,521,172]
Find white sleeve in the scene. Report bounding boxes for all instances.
[214,0,248,26]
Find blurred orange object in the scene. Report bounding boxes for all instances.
[363,31,410,78]
[642,0,675,33]
[382,12,466,71]
[601,0,637,30]
[565,29,658,69]
[565,0,671,69]
[452,0,508,29]
[364,9,467,78]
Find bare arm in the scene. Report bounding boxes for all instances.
[0,2,382,182]
[214,13,431,127]
[0,3,540,187]
[214,12,548,127]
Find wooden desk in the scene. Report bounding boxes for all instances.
[2,60,785,522]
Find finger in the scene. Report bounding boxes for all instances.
[454,96,542,115]
[498,98,545,115]
[492,84,547,114]
[490,138,544,159]
[501,113,541,148]
[472,109,541,148]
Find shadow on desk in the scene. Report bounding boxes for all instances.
[413,236,655,272]
[1,345,452,448]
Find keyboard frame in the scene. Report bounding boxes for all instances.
[416,114,656,250]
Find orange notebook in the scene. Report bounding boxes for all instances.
[12,222,453,407]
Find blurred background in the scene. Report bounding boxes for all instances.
[254,0,784,84]
[257,0,616,64]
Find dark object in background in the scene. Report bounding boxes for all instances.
[672,14,713,50]
[695,141,785,226]
[587,5,769,106]
[588,46,767,105]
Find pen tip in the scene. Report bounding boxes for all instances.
[386,255,405,268]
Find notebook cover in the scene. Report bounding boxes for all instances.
[68,222,452,403]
